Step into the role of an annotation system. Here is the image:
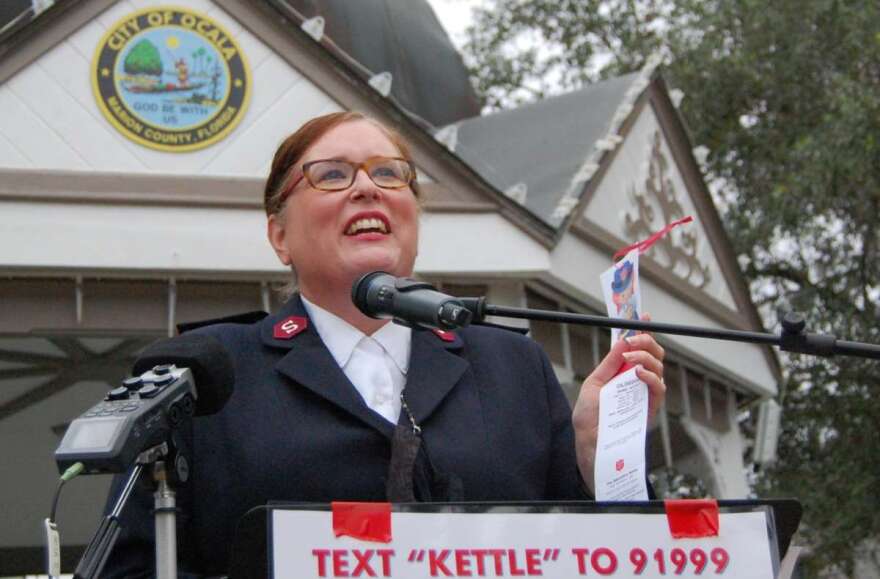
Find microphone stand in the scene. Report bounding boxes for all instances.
[350,272,878,358]
[153,459,178,579]
[461,299,880,360]
[73,461,144,579]
[73,442,183,579]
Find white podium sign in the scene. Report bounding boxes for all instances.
[272,509,776,578]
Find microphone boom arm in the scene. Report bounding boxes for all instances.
[461,298,880,360]
[352,274,880,360]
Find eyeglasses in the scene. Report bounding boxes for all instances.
[282,156,416,198]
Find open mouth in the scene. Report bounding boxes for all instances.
[344,214,390,236]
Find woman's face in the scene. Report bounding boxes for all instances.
[268,120,420,293]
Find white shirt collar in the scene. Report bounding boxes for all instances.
[371,318,411,375]
[300,295,410,374]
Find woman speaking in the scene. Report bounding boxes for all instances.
[104,111,665,576]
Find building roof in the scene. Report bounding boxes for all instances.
[0,1,31,35]
[284,0,482,126]
[451,73,642,227]
[0,0,482,127]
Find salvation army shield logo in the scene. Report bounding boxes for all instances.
[92,6,250,152]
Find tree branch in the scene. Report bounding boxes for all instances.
[747,262,813,289]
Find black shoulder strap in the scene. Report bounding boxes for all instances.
[177,311,268,334]
[473,321,530,335]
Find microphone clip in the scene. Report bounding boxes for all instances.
[392,277,474,331]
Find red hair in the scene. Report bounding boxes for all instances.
[264,112,419,216]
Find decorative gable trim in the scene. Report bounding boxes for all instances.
[647,79,781,379]
[555,74,779,381]
[570,217,745,331]
[623,129,712,289]
[551,55,661,226]
[553,89,650,243]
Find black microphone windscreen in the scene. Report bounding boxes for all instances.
[132,333,234,416]
[352,271,391,316]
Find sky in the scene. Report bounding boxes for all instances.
[423,0,613,108]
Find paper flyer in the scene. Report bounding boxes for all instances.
[600,248,641,343]
[594,366,650,501]
[593,218,694,500]
[596,247,648,500]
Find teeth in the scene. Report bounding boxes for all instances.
[347,218,388,235]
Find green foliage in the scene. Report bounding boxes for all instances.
[463,0,668,109]
[123,40,162,76]
[649,467,709,499]
[462,1,880,575]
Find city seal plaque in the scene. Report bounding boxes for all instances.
[92,6,250,152]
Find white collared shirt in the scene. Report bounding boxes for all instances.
[301,296,411,424]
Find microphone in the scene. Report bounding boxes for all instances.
[352,271,475,330]
[55,334,234,474]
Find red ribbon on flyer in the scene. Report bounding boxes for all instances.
[331,502,392,543]
[612,216,694,261]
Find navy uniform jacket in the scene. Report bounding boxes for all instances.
[103,295,587,577]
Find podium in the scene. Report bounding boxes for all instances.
[229,500,801,579]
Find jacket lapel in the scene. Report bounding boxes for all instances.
[403,329,470,425]
[261,296,395,437]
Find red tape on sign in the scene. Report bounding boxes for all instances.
[665,499,720,538]
[332,502,392,543]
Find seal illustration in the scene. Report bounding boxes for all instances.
[92,6,250,152]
